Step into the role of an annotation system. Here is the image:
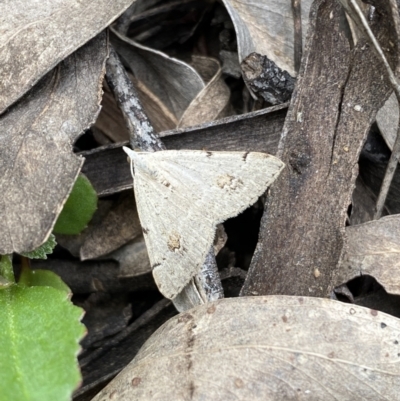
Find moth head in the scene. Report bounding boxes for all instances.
[123,146,156,179]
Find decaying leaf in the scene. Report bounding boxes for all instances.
[94,82,131,143]
[0,0,136,114]
[376,93,399,150]
[93,296,400,401]
[110,29,205,121]
[0,33,107,254]
[79,191,142,261]
[337,214,400,295]
[221,0,313,76]
[178,56,232,128]
[112,236,151,278]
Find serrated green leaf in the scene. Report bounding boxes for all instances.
[53,174,97,235]
[18,269,70,294]
[0,285,85,401]
[19,234,57,260]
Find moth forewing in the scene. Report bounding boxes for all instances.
[123,148,285,299]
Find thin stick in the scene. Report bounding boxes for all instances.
[106,46,165,152]
[291,0,303,73]
[338,0,400,219]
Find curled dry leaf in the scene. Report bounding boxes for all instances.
[110,28,204,121]
[221,0,313,76]
[337,214,400,295]
[0,0,136,114]
[0,33,107,254]
[92,296,400,401]
[178,56,232,128]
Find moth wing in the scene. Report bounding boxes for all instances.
[133,150,284,299]
[133,167,213,300]
[148,150,285,221]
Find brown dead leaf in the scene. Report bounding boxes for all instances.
[0,33,107,254]
[94,82,131,143]
[92,296,400,401]
[337,214,400,295]
[110,28,205,120]
[376,93,399,150]
[0,0,135,114]
[221,0,313,76]
[80,191,142,261]
[178,56,232,128]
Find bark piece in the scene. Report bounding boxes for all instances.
[337,214,400,295]
[92,296,400,401]
[0,33,108,254]
[241,52,295,105]
[0,0,134,113]
[241,0,399,297]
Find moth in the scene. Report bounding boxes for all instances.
[123,147,285,300]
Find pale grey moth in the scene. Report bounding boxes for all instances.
[123,147,285,300]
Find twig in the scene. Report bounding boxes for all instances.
[337,0,400,219]
[291,0,302,73]
[106,46,165,152]
[106,45,224,310]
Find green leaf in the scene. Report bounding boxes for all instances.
[19,234,57,260]
[18,269,70,294]
[0,255,14,283]
[0,285,85,401]
[53,174,97,235]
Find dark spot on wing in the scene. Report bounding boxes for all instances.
[142,227,149,234]
[206,151,213,157]
[242,151,250,161]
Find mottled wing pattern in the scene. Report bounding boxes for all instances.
[127,149,285,299]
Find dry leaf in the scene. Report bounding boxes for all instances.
[110,29,204,120]
[376,93,399,150]
[80,191,142,261]
[114,236,152,278]
[93,296,400,400]
[178,56,232,128]
[221,0,313,76]
[0,33,107,254]
[337,214,400,295]
[94,82,131,143]
[0,0,135,114]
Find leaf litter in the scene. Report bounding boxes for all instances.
[2,0,400,400]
